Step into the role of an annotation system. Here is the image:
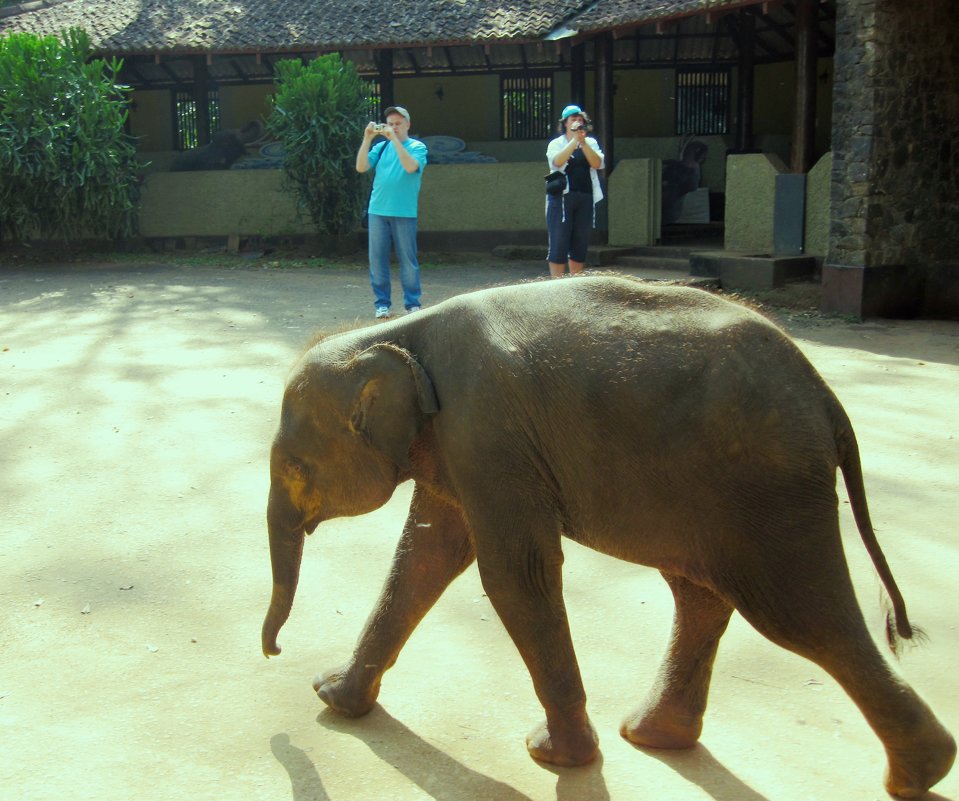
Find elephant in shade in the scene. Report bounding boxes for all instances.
[661,139,708,224]
[261,275,955,798]
[169,120,263,171]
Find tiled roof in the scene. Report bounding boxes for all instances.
[563,0,762,34]
[0,0,597,53]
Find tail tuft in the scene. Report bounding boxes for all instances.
[881,589,927,658]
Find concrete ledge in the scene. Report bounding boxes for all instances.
[924,261,959,319]
[689,251,816,291]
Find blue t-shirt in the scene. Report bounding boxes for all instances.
[368,138,428,218]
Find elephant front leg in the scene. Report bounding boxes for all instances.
[314,484,474,716]
[474,525,599,767]
[621,572,732,749]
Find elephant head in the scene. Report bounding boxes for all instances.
[261,342,439,658]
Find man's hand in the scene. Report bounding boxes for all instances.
[365,122,394,140]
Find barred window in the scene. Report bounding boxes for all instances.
[675,69,729,135]
[174,88,220,150]
[365,79,381,121]
[502,76,552,140]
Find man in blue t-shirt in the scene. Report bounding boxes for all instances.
[355,106,428,318]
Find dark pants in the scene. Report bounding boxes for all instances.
[546,191,593,264]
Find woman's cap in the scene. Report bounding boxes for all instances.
[561,104,584,120]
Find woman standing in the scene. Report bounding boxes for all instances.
[545,105,605,277]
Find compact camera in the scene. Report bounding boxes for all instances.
[374,123,388,132]
[570,121,593,133]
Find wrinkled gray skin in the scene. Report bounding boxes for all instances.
[262,276,954,798]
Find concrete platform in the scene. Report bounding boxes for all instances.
[690,251,817,291]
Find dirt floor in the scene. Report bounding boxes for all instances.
[1,249,957,801]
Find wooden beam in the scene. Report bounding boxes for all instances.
[406,48,421,76]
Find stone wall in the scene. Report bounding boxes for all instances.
[829,0,959,269]
[138,163,551,243]
[139,170,313,239]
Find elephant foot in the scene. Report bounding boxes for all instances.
[883,720,956,798]
[619,703,702,750]
[312,662,381,718]
[526,716,599,767]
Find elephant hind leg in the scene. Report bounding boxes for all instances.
[621,573,733,749]
[729,545,955,798]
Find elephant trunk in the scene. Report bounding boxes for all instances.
[261,498,306,658]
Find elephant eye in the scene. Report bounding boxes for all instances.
[285,457,309,480]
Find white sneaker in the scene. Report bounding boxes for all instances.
[375,306,390,319]
[406,306,422,314]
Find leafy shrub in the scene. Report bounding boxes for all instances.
[266,54,368,237]
[0,29,141,242]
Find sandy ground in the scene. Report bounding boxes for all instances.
[1,254,957,801]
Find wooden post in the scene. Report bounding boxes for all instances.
[594,32,614,175]
[791,0,818,172]
[377,49,394,114]
[570,43,586,109]
[735,9,755,151]
[193,56,210,146]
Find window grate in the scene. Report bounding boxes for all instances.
[502,76,552,140]
[675,69,729,136]
[174,88,220,150]
[365,80,381,122]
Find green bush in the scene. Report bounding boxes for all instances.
[266,54,368,237]
[0,29,141,242]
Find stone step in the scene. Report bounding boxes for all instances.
[625,245,701,260]
[593,245,643,265]
[609,254,691,272]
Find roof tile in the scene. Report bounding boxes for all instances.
[0,0,599,52]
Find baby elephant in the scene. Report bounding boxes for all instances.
[261,275,954,797]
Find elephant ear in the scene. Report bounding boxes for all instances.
[347,344,439,469]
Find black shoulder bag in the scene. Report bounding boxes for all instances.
[544,170,566,196]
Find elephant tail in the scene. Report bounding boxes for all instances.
[836,419,920,657]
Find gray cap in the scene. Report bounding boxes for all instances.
[384,106,410,122]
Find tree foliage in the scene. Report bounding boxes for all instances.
[266,54,368,237]
[0,29,141,242]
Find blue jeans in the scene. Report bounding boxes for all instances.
[368,214,422,310]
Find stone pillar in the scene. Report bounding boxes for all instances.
[822,0,959,318]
